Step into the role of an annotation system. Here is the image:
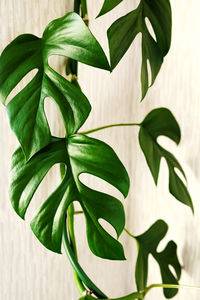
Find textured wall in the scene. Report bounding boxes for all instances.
[1,1,200,299]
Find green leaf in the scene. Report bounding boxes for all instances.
[10,134,129,259]
[139,108,194,212]
[67,134,129,259]
[135,220,181,298]
[0,12,110,160]
[107,0,171,99]
[97,0,123,17]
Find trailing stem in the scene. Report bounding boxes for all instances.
[62,1,108,298]
[60,165,106,297]
[67,203,86,296]
[62,215,107,298]
[79,123,140,135]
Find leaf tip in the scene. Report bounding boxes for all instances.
[191,203,195,215]
[30,220,62,254]
[140,88,148,102]
[10,197,26,220]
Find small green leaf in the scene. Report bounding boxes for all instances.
[139,108,193,212]
[135,220,181,298]
[10,134,129,259]
[0,12,110,160]
[97,0,123,17]
[107,0,171,99]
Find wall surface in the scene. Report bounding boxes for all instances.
[1,1,200,299]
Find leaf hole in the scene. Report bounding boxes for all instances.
[156,235,168,253]
[98,218,117,239]
[44,97,66,138]
[147,59,152,86]
[145,17,156,42]
[168,264,177,279]
[5,69,38,106]
[148,254,161,282]
[48,55,67,78]
[24,163,64,221]
[73,201,83,214]
[174,167,187,186]
[79,173,123,200]
[157,136,178,152]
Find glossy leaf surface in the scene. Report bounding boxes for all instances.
[67,134,129,259]
[97,0,123,17]
[135,220,181,298]
[139,108,193,212]
[107,0,171,99]
[10,134,129,259]
[0,12,110,160]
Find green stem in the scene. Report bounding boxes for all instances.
[68,204,78,256]
[81,0,88,18]
[74,210,84,215]
[63,217,108,299]
[73,271,86,296]
[60,164,85,295]
[101,291,144,300]
[68,0,81,77]
[123,227,135,239]
[67,0,88,78]
[143,283,200,297]
[74,0,81,14]
[68,203,86,295]
[61,174,106,297]
[123,228,140,252]
[64,1,101,297]
[79,123,140,135]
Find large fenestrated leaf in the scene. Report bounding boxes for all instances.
[135,220,181,298]
[97,0,123,17]
[67,134,129,259]
[10,134,129,259]
[0,12,110,160]
[139,108,193,212]
[107,0,171,99]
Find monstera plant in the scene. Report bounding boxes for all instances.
[0,0,196,299]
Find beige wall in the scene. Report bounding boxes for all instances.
[1,1,200,299]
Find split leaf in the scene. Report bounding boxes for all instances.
[107,0,171,99]
[97,0,123,17]
[10,134,129,259]
[139,108,193,212]
[67,134,129,259]
[0,12,110,160]
[135,220,181,298]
